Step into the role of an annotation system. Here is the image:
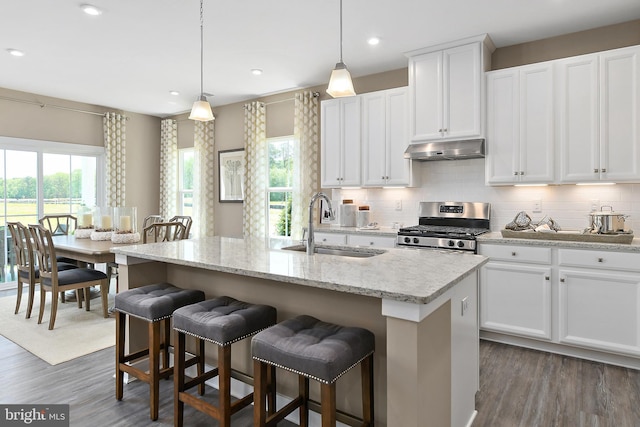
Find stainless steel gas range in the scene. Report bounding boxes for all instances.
[396,201,491,253]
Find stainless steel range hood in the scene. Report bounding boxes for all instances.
[404,139,485,161]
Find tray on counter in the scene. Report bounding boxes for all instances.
[500,229,634,244]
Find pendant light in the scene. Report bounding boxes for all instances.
[189,0,214,121]
[326,0,356,98]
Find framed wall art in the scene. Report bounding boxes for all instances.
[218,149,244,202]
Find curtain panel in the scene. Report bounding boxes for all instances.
[103,112,126,207]
[194,120,215,238]
[159,119,178,220]
[291,92,320,240]
[242,101,267,238]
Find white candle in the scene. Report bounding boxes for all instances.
[81,213,92,227]
[119,215,131,231]
[101,215,112,230]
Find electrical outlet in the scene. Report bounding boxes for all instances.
[395,200,402,211]
[590,199,599,212]
[532,200,542,213]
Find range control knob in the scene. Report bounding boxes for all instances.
[457,241,465,248]
[404,237,411,244]
[413,238,420,244]
[448,240,455,247]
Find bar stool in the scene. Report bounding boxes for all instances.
[114,283,205,421]
[172,296,277,427]
[252,315,375,427]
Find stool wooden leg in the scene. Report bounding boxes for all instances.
[149,320,161,421]
[320,382,336,427]
[218,345,232,426]
[253,360,267,427]
[299,376,309,427]
[162,318,171,371]
[115,311,126,401]
[362,354,374,426]
[267,365,276,415]
[174,330,186,427]
[197,338,205,396]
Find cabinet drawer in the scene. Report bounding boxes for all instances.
[314,232,347,245]
[348,234,396,248]
[558,249,640,272]
[479,244,551,264]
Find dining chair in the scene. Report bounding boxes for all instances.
[29,224,109,330]
[142,215,164,242]
[39,214,77,236]
[168,215,192,238]
[142,222,187,243]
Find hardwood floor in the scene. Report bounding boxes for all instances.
[475,341,640,427]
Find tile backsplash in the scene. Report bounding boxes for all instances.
[329,159,640,232]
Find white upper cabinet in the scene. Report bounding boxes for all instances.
[362,87,412,186]
[486,63,554,184]
[557,45,640,183]
[321,97,361,187]
[407,35,493,143]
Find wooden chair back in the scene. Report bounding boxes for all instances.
[143,222,187,243]
[7,222,36,277]
[29,224,58,280]
[168,215,192,238]
[39,214,77,236]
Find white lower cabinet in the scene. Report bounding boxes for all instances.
[480,243,640,362]
[314,232,396,248]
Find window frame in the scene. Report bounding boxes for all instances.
[266,136,295,238]
[178,148,194,216]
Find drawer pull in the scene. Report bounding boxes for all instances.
[597,257,604,263]
[322,238,327,242]
[560,278,565,283]
[545,276,550,281]
[369,242,374,245]
[511,252,517,256]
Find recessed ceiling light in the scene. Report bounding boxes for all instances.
[367,37,380,46]
[80,4,103,16]
[251,69,263,76]
[169,91,180,96]
[6,48,25,57]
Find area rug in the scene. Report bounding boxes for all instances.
[0,291,115,365]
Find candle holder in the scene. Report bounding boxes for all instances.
[91,207,115,241]
[75,206,96,239]
[112,206,140,244]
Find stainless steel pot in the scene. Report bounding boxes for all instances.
[589,206,628,234]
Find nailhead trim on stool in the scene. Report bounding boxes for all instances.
[173,296,277,427]
[114,283,205,421]
[252,315,375,427]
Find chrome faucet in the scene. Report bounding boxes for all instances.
[307,192,335,255]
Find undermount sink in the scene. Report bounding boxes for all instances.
[282,244,385,258]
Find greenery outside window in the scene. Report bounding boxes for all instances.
[267,137,295,237]
[179,148,194,216]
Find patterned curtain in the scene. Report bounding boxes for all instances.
[194,120,215,238]
[242,101,267,238]
[159,119,178,220]
[291,92,320,240]
[103,112,126,207]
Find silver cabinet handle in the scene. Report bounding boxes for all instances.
[598,257,604,263]
[520,171,525,175]
[560,278,565,283]
[594,168,599,173]
[511,252,517,256]
[601,168,607,173]
[545,276,550,281]
[369,242,374,245]
[514,171,519,176]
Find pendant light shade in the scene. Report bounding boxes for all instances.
[327,0,355,98]
[189,0,214,122]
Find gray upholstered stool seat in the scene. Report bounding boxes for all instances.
[173,296,277,427]
[114,283,205,421]
[252,315,375,427]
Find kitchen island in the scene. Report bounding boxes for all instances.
[112,236,488,427]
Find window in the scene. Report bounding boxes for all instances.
[0,136,104,284]
[267,137,295,237]
[178,148,194,216]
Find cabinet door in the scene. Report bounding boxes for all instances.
[321,99,343,187]
[519,64,554,183]
[314,232,347,245]
[348,234,396,248]
[444,43,481,139]
[340,97,362,186]
[486,69,519,184]
[385,87,410,186]
[362,92,387,186]
[409,51,443,141]
[599,47,640,182]
[557,54,599,183]
[559,268,640,356]
[480,262,551,340]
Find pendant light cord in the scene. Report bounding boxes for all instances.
[339,0,343,63]
[199,0,204,97]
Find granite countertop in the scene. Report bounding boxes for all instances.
[313,224,398,237]
[479,231,640,252]
[111,236,487,305]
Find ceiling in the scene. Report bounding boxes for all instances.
[1,0,639,118]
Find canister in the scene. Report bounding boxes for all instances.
[357,206,370,228]
[339,199,357,227]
